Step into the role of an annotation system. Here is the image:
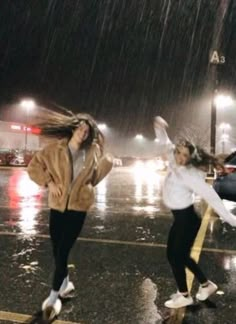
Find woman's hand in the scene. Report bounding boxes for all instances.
[48,181,62,198]
[153,116,168,129]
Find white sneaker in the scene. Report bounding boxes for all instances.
[196,281,218,301]
[42,297,62,320]
[165,293,193,309]
[59,281,75,298]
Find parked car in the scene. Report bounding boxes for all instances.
[113,158,123,167]
[9,156,26,166]
[213,151,236,202]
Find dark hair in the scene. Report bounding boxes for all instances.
[32,110,104,151]
[176,140,195,155]
[176,140,222,171]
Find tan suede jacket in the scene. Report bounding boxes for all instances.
[28,139,113,212]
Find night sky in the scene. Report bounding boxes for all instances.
[0,0,235,138]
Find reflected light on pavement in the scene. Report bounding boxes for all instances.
[19,207,38,235]
[135,176,142,203]
[8,171,42,234]
[8,171,42,208]
[132,162,162,204]
[96,178,107,211]
[132,206,157,213]
[223,255,236,271]
[147,180,155,204]
[16,173,41,198]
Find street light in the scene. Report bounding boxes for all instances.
[98,123,107,131]
[135,134,144,140]
[214,95,233,108]
[219,122,231,131]
[20,99,36,151]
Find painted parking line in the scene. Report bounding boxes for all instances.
[0,230,235,255]
[0,207,234,324]
[187,206,213,289]
[0,310,82,324]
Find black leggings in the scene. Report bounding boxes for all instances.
[49,209,86,291]
[167,205,207,292]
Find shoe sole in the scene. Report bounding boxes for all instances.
[43,306,56,321]
[164,300,194,309]
[59,288,75,298]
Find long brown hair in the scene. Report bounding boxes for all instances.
[176,140,222,171]
[32,109,104,151]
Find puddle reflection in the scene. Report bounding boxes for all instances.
[8,170,42,235]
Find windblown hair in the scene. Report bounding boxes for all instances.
[176,140,222,171]
[33,108,104,151]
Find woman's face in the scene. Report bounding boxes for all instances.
[72,122,90,144]
[174,145,191,166]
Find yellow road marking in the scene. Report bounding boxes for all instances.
[167,206,213,323]
[0,207,234,324]
[0,310,82,323]
[187,206,213,289]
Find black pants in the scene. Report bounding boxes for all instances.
[49,209,86,291]
[167,205,207,292]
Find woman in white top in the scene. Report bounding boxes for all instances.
[154,116,236,309]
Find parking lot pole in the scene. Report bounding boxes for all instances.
[210,65,217,155]
[209,0,229,155]
[24,109,28,152]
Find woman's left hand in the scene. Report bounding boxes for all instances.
[154,116,168,129]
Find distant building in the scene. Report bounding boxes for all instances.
[0,120,40,150]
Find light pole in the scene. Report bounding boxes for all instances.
[209,0,231,154]
[210,85,217,155]
[211,94,232,154]
[209,60,229,155]
[20,99,36,152]
[221,133,229,154]
[219,122,231,154]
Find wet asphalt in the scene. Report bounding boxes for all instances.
[0,167,235,324]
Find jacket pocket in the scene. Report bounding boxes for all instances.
[48,186,67,209]
[78,184,95,206]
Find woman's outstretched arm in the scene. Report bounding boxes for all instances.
[153,116,174,158]
[179,168,236,227]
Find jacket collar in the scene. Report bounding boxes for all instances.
[57,138,99,165]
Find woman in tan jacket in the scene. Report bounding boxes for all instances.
[28,112,113,320]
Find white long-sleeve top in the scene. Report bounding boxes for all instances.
[154,122,236,226]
